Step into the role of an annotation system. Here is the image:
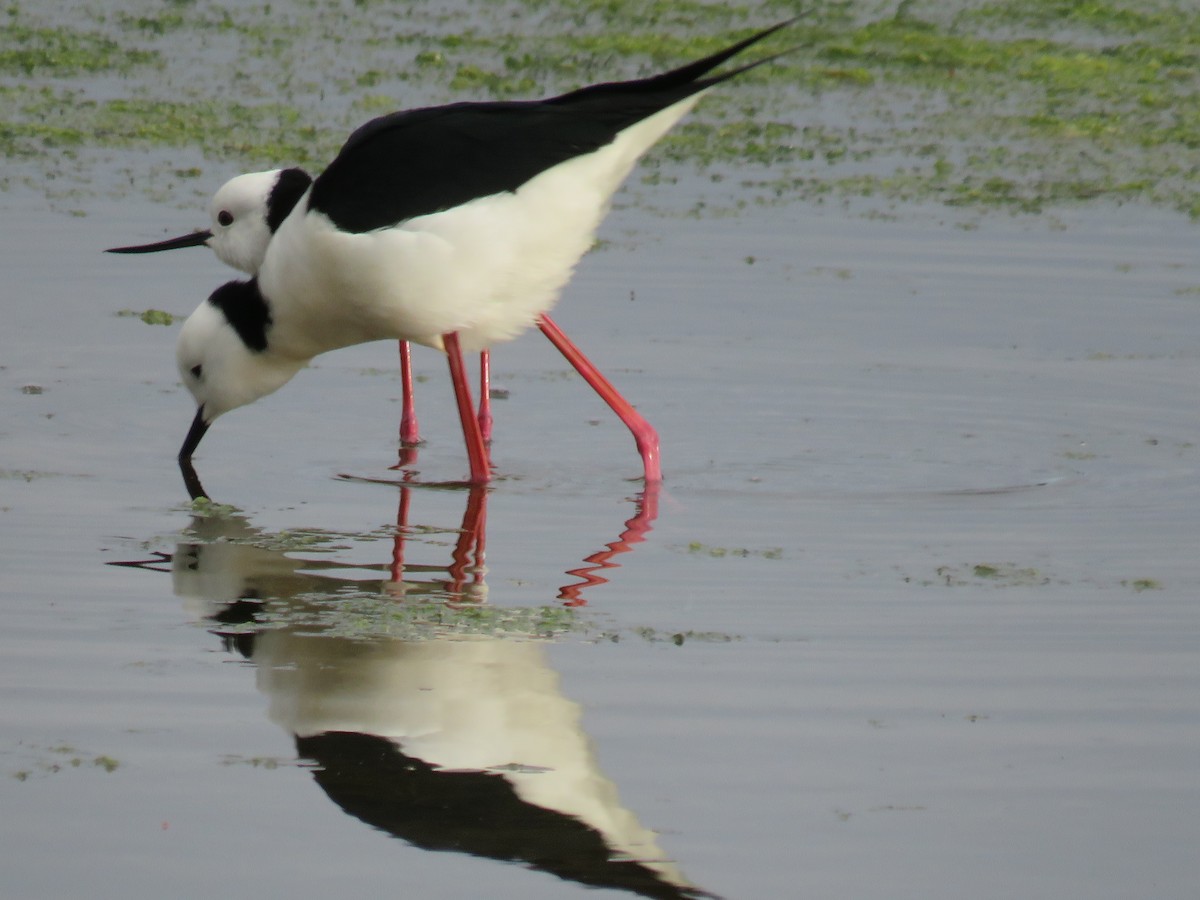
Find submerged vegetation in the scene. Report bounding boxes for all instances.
[116,307,175,325]
[9,743,120,781]
[3,0,1200,218]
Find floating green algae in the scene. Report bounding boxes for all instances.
[116,308,175,325]
[0,12,160,75]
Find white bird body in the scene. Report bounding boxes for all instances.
[240,95,703,364]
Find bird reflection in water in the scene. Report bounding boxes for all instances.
[113,481,712,899]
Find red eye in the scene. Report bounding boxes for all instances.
[217,210,234,227]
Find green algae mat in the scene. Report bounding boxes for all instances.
[4,0,1200,219]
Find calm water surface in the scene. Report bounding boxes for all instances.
[2,174,1199,898]
[7,5,1200,896]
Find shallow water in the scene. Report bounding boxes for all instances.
[2,175,1198,898]
[4,8,1200,892]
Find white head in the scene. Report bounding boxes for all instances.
[106,167,312,274]
[204,170,283,274]
[176,281,307,459]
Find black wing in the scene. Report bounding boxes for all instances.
[307,21,792,234]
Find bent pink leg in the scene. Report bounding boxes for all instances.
[536,313,662,483]
[398,341,420,444]
[443,332,491,484]
[477,350,493,443]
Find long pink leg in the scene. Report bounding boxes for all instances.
[477,350,493,443]
[400,342,489,444]
[536,313,661,483]
[443,332,491,484]
[398,341,420,444]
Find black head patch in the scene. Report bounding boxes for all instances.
[266,167,313,233]
[207,279,272,352]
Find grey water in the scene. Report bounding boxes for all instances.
[3,182,1198,898]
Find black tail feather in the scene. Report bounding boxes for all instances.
[551,16,805,104]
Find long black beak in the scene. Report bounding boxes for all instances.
[179,408,212,500]
[179,407,210,461]
[106,230,213,254]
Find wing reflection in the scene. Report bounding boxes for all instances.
[113,485,710,898]
[270,640,707,899]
